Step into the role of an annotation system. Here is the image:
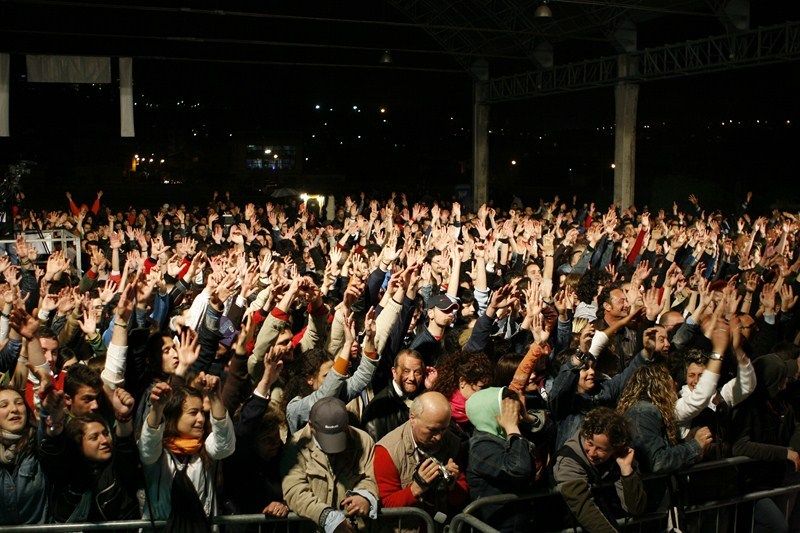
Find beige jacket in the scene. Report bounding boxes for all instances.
[281,423,378,526]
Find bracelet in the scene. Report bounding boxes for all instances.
[0,311,8,319]
[115,414,133,423]
[114,320,128,328]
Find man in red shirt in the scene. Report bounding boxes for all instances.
[373,392,468,525]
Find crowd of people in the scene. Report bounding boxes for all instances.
[0,188,799,532]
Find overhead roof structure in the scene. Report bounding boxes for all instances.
[1,0,799,204]
[1,0,792,74]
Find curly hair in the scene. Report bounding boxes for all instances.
[580,407,632,451]
[617,365,679,444]
[576,269,612,305]
[280,347,334,414]
[431,351,493,399]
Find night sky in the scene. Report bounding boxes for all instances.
[0,1,799,211]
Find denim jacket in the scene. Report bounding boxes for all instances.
[0,450,48,525]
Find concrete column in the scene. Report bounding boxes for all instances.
[472,77,489,210]
[0,53,9,137]
[613,55,639,208]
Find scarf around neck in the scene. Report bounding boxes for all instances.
[0,429,23,465]
[164,436,203,456]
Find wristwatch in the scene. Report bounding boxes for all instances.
[709,352,723,361]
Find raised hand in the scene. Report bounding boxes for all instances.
[615,447,635,476]
[530,313,550,345]
[110,388,135,421]
[77,308,98,336]
[780,284,799,313]
[175,328,200,376]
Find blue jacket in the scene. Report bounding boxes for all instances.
[549,350,648,451]
[0,448,48,525]
[625,401,701,474]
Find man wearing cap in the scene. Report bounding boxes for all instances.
[362,349,426,442]
[282,397,379,533]
[408,294,458,366]
[373,392,468,524]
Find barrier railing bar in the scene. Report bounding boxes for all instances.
[0,507,433,533]
[449,513,500,533]
[462,456,758,518]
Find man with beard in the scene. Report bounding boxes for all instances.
[362,349,426,441]
[373,392,468,522]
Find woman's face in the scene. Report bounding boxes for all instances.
[161,336,178,374]
[81,421,113,462]
[308,360,334,391]
[0,389,26,433]
[177,396,206,439]
[458,378,485,400]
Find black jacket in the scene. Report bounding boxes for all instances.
[361,383,409,442]
[222,394,284,514]
[466,431,536,533]
[39,431,142,523]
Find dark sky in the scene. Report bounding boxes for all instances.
[0,1,799,210]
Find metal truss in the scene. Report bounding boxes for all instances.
[484,20,800,102]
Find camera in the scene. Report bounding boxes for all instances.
[416,450,454,487]
[575,350,596,369]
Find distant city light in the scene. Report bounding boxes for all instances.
[160,159,165,164]
[265,149,272,154]
[357,135,361,139]
[134,154,139,159]
[315,104,321,109]
[149,158,154,163]
[382,119,387,123]
[352,105,358,110]
[511,160,517,166]
[787,120,792,125]
[273,154,278,159]
[611,163,616,169]
[380,108,386,113]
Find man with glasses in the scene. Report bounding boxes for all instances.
[362,349,426,441]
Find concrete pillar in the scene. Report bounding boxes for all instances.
[613,55,639,208]
[472,60,489,210]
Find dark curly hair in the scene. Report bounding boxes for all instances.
[576,269,612,305]
[580,406,632,451]
[280,347,334,414]
[431,351,493,400]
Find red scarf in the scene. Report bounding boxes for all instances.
[164,436,203,456]
[450,389,469,426]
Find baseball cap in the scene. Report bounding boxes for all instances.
[309,397,349,454]
[427,294,458,312]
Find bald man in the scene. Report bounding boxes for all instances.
[373,392,468,519]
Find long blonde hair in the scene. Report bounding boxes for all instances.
[617,365,679,444]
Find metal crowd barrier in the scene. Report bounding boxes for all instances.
[449,456,800,533]
[0,507,435,532]
[0,229,83,276]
